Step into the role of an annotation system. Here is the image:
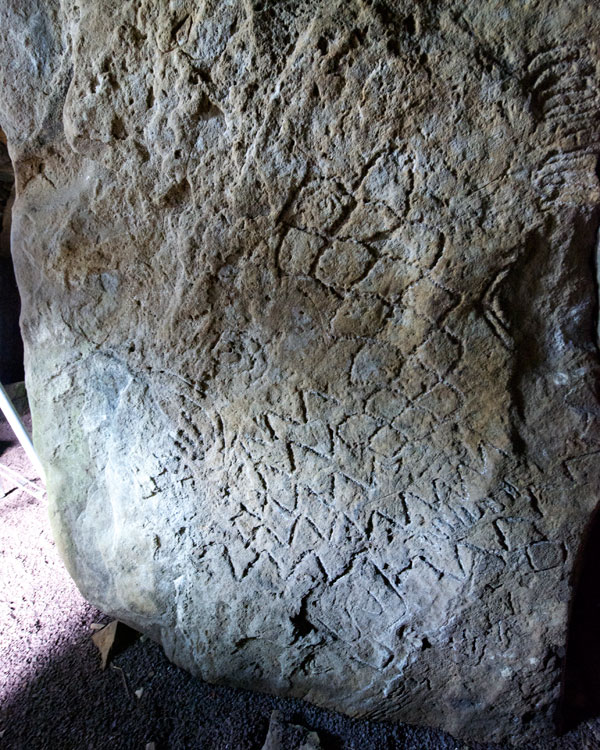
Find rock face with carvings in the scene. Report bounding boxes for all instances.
[1,0,599,744]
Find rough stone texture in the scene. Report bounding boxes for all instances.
[261,711,322,750]
[0,0,599,745]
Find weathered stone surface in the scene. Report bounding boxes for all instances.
[261,711,322,750]
[1,0,599,744]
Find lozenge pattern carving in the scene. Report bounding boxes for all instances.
[1,0,600,744]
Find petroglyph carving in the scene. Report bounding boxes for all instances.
[1,0,599,744]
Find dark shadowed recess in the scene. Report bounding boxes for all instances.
[0,134,23,385]
[558,503,600,733]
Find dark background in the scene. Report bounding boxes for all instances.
[0,134,24,386]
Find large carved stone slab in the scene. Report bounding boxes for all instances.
[1,0,599,744]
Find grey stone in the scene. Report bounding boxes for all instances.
[1,0,599,745]
[261,711,321,750]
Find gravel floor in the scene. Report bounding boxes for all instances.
[1,412,600,750]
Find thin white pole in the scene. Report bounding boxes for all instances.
[0,462,45,500]
[0,381,45,481]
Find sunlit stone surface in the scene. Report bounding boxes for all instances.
[1,1,599,744]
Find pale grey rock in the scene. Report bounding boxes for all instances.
[1,0,599,745]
